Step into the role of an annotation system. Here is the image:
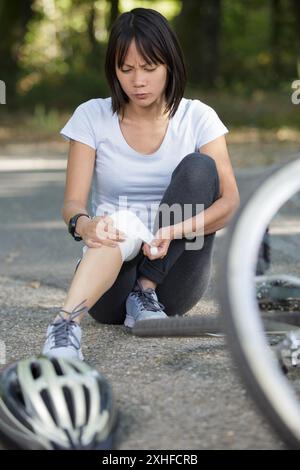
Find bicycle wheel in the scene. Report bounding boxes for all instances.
[219,157,300,448]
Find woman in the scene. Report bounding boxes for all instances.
[42,8,240,360]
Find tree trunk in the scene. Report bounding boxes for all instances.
[173,0,221,88]
[87,5,97,48]
[291,0,300,77]
[106,0,119,32]
[270,0,283,81]
[0,0,34,104]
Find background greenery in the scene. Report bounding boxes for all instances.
[0,0,299,139]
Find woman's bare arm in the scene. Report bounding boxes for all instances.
[61,139,96,235]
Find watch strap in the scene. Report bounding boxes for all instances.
[68,213,90,241]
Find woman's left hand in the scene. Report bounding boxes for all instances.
[142,226,174,260]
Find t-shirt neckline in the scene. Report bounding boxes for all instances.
[114,111,173,158]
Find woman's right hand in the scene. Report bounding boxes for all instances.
[80,215,127,249]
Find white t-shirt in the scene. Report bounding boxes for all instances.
[60,97,228,233]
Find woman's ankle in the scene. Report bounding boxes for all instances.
[54,307,85,324]
[54,314,82,324]
[137,276,157,290]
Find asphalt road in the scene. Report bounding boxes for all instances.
[0,154,295,450]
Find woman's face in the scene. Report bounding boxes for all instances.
[116,39,168,109]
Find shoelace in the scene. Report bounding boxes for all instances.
[49,299,89,350]
[134,280,165,313]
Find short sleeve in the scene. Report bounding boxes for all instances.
[193,101,229,149]
[60,103,96,150]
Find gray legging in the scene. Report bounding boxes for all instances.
[76,152,220,324]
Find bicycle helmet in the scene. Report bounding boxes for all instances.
[0,355,118,450]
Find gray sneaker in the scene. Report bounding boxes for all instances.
[125,279,167,328]
[42,299,88,360]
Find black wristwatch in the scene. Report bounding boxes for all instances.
[68,213,90,241]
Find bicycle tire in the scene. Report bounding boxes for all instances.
[132,312,300,337]
[132,315,222,336]
[218,157,300,449]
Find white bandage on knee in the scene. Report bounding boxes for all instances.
[109,210,158,255]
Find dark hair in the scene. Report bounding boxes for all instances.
[105,8,187,119]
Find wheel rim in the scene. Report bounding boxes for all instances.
[226,158,300,441]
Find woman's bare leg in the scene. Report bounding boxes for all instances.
[56,245,123,323]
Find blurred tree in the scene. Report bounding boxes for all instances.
[268,0,297,86]
[86,1,104,69]
[87,3,97,51]
[291,0,300,77]
[270,0,283,80]
[106,0,119,32]
[0,0,35,104]
[173,0,221,88]
[1,0,298,111]
[220,0,293,92]
[269,0,297,82]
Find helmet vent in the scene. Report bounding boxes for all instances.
[98,380,108,409]
[70,364,82,374]
[9,381,26,407]
[62,386,76,428]
[51,358,64,376]
[30,362,41,380]
[40,389,58,425]
[83,385,91,425]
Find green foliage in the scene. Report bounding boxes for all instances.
[18,68,109,111]
[220,0,298,91]
[186,87,300,129]
[27,104,61,133]
[1,0,299,120]
[119,0,181,18]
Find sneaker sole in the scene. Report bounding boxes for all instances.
[124,313,168,329]
[42,347,84,361]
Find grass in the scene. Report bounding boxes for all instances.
[186,87,300,130]
[0,89,299,145]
